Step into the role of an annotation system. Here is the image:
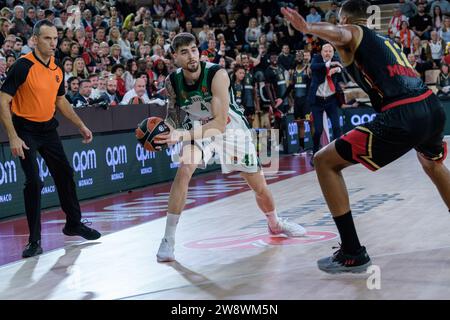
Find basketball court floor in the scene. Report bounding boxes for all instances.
[1,139,450,300]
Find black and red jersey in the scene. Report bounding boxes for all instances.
[345,25,429,113]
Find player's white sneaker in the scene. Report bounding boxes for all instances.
[269,219,307,237]
[156,238,175,262]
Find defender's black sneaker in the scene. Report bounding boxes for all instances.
[22,241,43,258]
[63,220,101,240]
[317,245,372,274]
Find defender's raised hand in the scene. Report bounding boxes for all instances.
[281,7,310,34]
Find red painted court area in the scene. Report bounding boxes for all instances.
[0,154,313,266]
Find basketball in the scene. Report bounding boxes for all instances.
[135,117,170,151]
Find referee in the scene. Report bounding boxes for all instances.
[0,20,101,258]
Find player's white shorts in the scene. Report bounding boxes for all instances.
[178,129,259,174]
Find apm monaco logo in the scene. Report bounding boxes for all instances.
[106,145,127,181]
[136,143,156,175]
[184,231,338,250]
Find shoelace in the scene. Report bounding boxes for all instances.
[331,243,344,258]
[81,219,93,227]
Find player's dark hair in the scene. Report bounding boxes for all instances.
[341,0,371,19]
[171,32,196,53]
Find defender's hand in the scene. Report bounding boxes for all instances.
[281,7,310,34]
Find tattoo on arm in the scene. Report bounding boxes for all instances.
[165,76,181,128]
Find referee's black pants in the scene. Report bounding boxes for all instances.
[13,115,82,242]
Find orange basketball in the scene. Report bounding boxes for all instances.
[135,117,170,151]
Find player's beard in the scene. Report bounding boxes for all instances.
[186,61,199,73]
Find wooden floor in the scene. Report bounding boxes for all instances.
[1,140,450,300]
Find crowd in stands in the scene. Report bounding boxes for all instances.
[0,0,449,149]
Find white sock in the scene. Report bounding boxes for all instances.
[163,213,180,244]
[265,210,279,229]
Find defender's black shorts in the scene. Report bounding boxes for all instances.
[294,96,311,119]
[335,91,447,171]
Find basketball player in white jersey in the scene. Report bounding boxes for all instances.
[155,33,306,262]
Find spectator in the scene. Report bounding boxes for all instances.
[151,0,165,20]
[0,36,14,58]
[161,9,180,35]
[224,19,244,50]
[62,57,74,81]
[399,0,418,19]
[0,56,6,87]
[153,59,168,96]
[397,21,415,54]
[12,37,22,58]
[63,27,75,42]
[108,44,125,66]
[123,58,138,92]
[278,44,295,73]
[441,15,450,43]
[11,5,30,38]
[134,31,146,52]
[255,7,270,28]
[44,9,55,24]
[97,41,111,72]
[120,77,151,105]
[150,44,167,63]
[107,26,121,46]
[430,0,450,15]
[88,73,101,99]
[245,18,261,53]
[306,7,321,24]
[82,40,101,73]
[95,27,106,43]
[81,9,93,29]
[388,7,407,38]
[410,35,430,62]
[181,20,198,40]
[135,16,156,44]
[72,79,93,107]
[111,63,126,98]
[236,4,252,33]
[5,53,15,70]
[164,31,177,54]
[432,5,444,31]
[0,18,11,47]
[65,77,79,104]
[69,41,80,59]
[20,35,35,55]
[436,63,450,99]
[55,37,71,61]
[198,23,212,45]
[53,9,69,29]
[430,30,445,66]
[119,29,133,61]
[410,2,433,40]
[201,38,218,62]
[74,26,88,51]
[25,7,37,30]
[407,52,432,79]
[325,2,340,22]
[73,57,89,79]
[101,77,120,105]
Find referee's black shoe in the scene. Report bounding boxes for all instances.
[63,220,101,240]
[22,241,43,258]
